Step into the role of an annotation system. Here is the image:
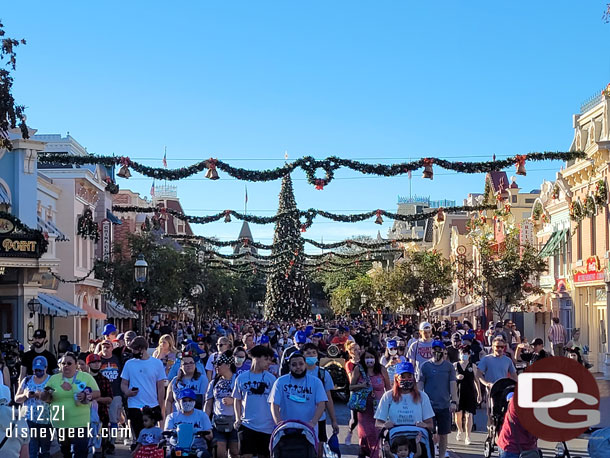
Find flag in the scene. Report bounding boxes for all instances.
[163,147,167,168]
[150,180,155,197]
[245,185,248,204]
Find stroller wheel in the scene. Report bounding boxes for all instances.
[483,438,494,458]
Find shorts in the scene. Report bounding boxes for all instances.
[237,425,271,456]
[433,408,451,435]
[213,427,239,443]
[318,420,327,442]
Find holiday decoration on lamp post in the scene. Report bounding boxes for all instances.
[264,174,310,320]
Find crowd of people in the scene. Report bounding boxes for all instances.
[0,314,599,458]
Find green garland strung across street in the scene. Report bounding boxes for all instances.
[0,211,49,254]
[203,248,402,261]
[113,204,497,228]
[38,151,587,189]
[172,234,421,250]
[207,258,368,275]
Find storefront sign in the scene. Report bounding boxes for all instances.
[0,218,15,235]
[573,256,605,283]
[101,219,111,262]
[0,235,42,258]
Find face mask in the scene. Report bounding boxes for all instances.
[235,357,246,365]
[305,357,318,366]
[433,351,444,362]
[290,370,306,379]
[34,370,46,377]
[365,358,375,366]
[460,354,469,362]
[90,368,100,374]
[388,348,397,355]
[399,379,414,390]
[181,400,195,412]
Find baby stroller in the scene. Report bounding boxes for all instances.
[483,378,516,458]
[270,420,318,458]
[379,426,435,458]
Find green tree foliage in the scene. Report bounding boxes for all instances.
[264,175,310,320]
[0,21,29,149]
[471,227,547,320]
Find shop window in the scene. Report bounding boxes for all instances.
[595,287,606,303]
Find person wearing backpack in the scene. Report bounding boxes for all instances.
[302,343,339,445]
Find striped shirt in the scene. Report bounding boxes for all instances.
[548,323,567,344]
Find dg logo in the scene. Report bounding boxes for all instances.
[515,356,601,442]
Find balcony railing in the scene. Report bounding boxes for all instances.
[580,90,604,114]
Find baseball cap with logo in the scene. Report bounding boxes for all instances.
[86,353,101,364]
[419,322,432,331]
[32,355,48,370]
[33,329,46,339]
[294,331,307,344]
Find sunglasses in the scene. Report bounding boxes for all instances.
[60,361,74,366]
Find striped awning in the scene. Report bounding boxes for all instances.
[38,293,87,317]
[450,302,484,317]
[0,185,9,205]
[106,300,138,319]
[37,216,69,242]
[539,229,568,258]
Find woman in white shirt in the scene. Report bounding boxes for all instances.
[374,362,434,431]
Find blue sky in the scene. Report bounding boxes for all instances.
[3,1,610,248]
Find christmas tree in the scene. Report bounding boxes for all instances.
[264,174,311,320]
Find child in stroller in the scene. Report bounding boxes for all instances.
[483,378,516,458]
[380,426,435,458]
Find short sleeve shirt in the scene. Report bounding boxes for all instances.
[45,371,99,428]
[477,355,516,384]
[419,360,457,409]
[268,373,328,424]
[374,390,435,425]
[232,370,276,434]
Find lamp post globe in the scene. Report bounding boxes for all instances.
[134,254,148,284]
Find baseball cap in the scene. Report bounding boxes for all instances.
[395,361,415,375]
[312,333,323,338]
[328,433,341,457]
[33,329,46,339]
[124,330,136,340]
[531,338,544,346]
[32,356,48,370]
[260,335,270,344]
[419,322,432,331]
[294,331,307,344]
[432,340,445,349]
[305,325,314,337]
[177,388,197,400]
[86,353,101,364]
[102,324,117,336]
[461,333,474,341]
[588,427,610,458]
[116,333,125,340]
[387,339,398,349]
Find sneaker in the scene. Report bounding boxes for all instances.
[464,436,471,446]
[456,431,463,441]
[344,431,352,446]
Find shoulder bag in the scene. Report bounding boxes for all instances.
[347,364,372,412]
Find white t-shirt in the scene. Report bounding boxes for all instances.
[120,356,166,408]
[232,370,276,434]
[0,404,28,456]
[269,373,328,425]
[374,390,435,426]
[205,352,220,379]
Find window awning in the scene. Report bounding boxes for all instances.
[539,229,568,258]
[106,209,122,225]
[106,300,138,319]
[81,304,107,320]
[37,216,70,242]
[38,293,87,317]
[450,302,484,317]
[0,185,9,205]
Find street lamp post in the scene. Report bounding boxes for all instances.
[134,255,148,334]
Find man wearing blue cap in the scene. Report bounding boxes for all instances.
[419,340,457,458]
[279,330,307,375]
[164,388,213,453]
[102,323,118,341]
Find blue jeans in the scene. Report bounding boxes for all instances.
[27,420,52,458]
[498,448,521,458]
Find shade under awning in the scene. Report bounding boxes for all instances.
[106,209,122,225]
[450,302,484,317]
[538,229,568,258]
[38,293,87,317]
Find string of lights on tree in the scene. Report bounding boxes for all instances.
[38,151,586,189]
[112,204,497,229]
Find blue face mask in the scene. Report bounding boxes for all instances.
[305,356,318,366]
